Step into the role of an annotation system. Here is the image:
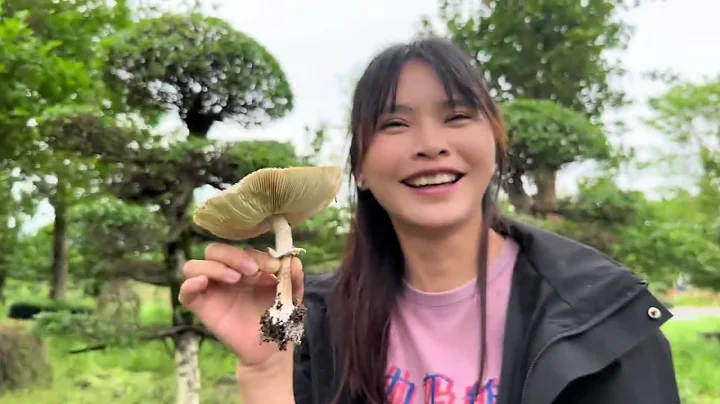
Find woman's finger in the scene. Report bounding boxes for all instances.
[204,244,280,275]
[183,259,241,284]
[178,275,209,310]
[290,256,304,303]
[241,271,279,288]
[243,248,282,274]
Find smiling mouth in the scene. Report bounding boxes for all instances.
[401,172,464,188]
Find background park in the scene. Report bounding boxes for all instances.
[1,0,719,403]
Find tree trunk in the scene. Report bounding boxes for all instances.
[0,267,6,304]
[533,168,559,217]
[165,185,200,404]
[168,238,201,404]
[49,193,69,301]
[505,171,533,214]
[174,330,201,404]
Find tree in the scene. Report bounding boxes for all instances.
[101,12,293,133]
[0,4,89,168]
[91,12,295,404]
[2,0,134,300]
[421,0,634,218]
[517,176,709,292]
[424,0,635,118]
[0,170,29,301]
[647,75,720,291]
[500,99,613,215]
[67,195,165,295]
[34,105,147,300]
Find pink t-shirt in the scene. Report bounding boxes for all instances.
[385,239,519,404]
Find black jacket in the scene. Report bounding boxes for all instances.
[293,221,681,404]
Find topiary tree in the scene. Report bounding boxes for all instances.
[0,322,53,391]
[499,99,613,215]
[88,12,296,404]
[423,0,635,118]
[101,12,293,134]
[3,0,134,301]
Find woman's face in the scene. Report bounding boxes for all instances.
[358,60,497,231]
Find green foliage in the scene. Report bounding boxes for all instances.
[36,104,149,160]
[294,206,350,267]
[101,12,293,134]
[0,8,88,165]
[646,76,720,291]
[3,0,132,63]
[1,0,131,167]
[647,75,720,145]
[500,99,613,173]
[427,0,634,117]
[614,219,720,291]
[531,177,718,290]
[7,228,65,284]
[33,309,142,350]
[0,170,32,292]
[67,196,165,293]
[560,176,644,224]
[0,322,53,391]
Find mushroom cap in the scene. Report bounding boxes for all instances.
[193,166,343,240]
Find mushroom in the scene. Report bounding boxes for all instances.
[192,166,343,350]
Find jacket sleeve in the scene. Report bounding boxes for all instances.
[293,333,313,404]
[293,273,333,404]
[559,329,681,404]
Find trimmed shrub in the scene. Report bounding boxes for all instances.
[0,322,53,390]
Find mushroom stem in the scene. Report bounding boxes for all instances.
[260,215,307,350]
[268,215,294,307]
[269,215,294,258]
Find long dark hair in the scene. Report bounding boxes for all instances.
[330,37,509,403]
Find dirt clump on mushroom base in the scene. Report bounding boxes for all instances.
[259,298,307,350]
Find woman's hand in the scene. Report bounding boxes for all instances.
[178,243,304,370]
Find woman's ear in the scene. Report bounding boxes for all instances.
[355,172,367,190]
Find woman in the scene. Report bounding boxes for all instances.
[179,38,680,404]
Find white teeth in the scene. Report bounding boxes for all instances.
[407,173,459,187]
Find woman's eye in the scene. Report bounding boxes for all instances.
[447,114,470,123]
[380,121,406,130]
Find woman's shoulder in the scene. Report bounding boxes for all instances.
[506,218,658,314]
[507,218,641,280]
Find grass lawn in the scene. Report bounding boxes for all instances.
[0,286,239,403]
[1,281,719,403]
[664,318,720,404]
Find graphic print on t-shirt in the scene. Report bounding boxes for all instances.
[385,365,499,404]
[384,240,518,404]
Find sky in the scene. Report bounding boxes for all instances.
[24,0,720,231]
[201,0,720,196]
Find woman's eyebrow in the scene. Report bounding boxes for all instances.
[383,99,472,114]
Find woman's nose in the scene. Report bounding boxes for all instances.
[414,124,449,159]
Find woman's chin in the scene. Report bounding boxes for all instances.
[394,211,476,233]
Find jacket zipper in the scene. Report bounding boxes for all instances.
[519,284,647,404]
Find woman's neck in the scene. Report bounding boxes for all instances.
[393,217,506,293]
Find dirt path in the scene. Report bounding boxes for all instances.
[670,306,720,321]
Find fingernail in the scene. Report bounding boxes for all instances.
[239,258,258,275]
[223,270,241,283]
